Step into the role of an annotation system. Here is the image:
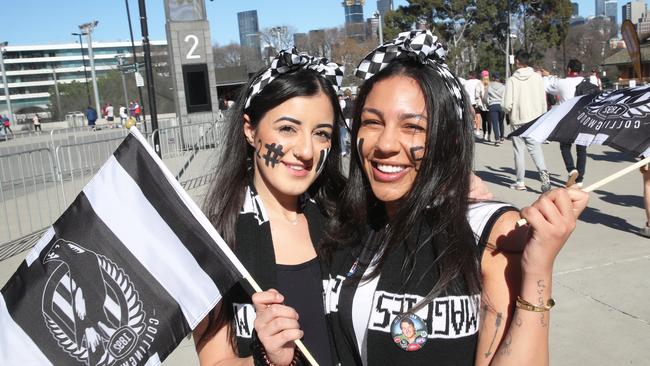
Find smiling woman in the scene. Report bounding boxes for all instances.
[193,49,345,366]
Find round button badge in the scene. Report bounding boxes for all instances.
[391,314,428,351]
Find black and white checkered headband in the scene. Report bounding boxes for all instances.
[244,48,345,108]
[355,30,465,118]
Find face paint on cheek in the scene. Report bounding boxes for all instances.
[261,142,285,168]
[409,146,424,162]
[356,137,364,160]
[315,148,330,176]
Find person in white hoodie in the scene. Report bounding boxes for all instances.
[542,59,587,187]
[503,50,551,192]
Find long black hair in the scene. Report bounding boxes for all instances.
[198,67,346,349]
[324,56,481,310]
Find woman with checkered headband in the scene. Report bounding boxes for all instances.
[252,30,589,366]
[193,49,346,366]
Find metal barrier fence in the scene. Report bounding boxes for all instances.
[150,122,219,160]
[0,120,221,260]
[0,148,63,246]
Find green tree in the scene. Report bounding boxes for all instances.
[379,0,572,76]
[49,63,176,119]
[514,0,573,62]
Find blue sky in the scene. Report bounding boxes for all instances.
[1,0,623,46]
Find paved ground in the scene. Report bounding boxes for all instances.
[1,136,649,365]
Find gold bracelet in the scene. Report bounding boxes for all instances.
[515,296,555,312]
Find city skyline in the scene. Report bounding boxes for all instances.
[2,0,637,48]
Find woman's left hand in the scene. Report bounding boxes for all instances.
[519,188,589,274]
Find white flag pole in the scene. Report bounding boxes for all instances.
[128,128,320,366]
[517,155,650,227]
[245,276,320,366]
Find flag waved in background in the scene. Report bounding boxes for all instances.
[510,85,650,157]
[0,128,252,366]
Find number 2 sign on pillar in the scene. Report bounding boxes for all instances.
[184,34,201,60]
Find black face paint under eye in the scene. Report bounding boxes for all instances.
[409,146,424,162]
[261,142,285,168]
[356,138,364,160]
[315,148,330,176]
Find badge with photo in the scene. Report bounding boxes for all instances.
[391,313,428,351]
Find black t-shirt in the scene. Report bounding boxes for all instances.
[276,257,333,366]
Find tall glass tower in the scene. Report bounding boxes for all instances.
[237,10,261,60]
[342,0,366,40]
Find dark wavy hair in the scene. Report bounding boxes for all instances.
[198,67,346,350]
[324,56,481,312]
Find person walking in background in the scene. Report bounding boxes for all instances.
[486,72,505,146]
[478,70,491,142]
[2,115,13,136]
[543,59,591,187]
[32,114,42,132]
[503,50,551,192]
[106,103,114,129]
[589,68,602,90]
[463,71,483,136]
[119,104,127,126]
[128,101,136,119]
[86,106,98,131]
[101,103,108,121]
[134,101,141,122]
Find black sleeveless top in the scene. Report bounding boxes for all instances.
[223,185,334,365]
[277,258,333,366]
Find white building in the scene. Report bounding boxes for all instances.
[0,40,167,116]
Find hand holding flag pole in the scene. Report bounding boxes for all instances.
[245,275,320,366]
[516,155,650,227]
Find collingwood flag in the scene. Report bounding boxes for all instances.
[0,128,253,365]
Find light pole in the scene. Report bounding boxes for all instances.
[51,67,63,120]
[71,32,92,106]
[79,21,101,114]
[373,11,384,46]
[115,54,129,109]
[124,0,147,133]
[0,42,14,124]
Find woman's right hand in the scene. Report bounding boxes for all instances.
[252,289,303,366]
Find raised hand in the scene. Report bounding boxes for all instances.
[519,188,589,273]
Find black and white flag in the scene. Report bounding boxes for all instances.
[0,128,253,365]
[510,85,650,157]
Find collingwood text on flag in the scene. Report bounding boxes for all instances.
[0,128,252,366]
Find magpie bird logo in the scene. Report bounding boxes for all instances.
[586,85,650,119]
[41,239,151,365]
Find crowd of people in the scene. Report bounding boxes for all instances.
[193,31,590,366]
[460,53,602,193]
[85,100,141,131]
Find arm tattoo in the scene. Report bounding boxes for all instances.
[484,312,503,358]
[498,333,512,356]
